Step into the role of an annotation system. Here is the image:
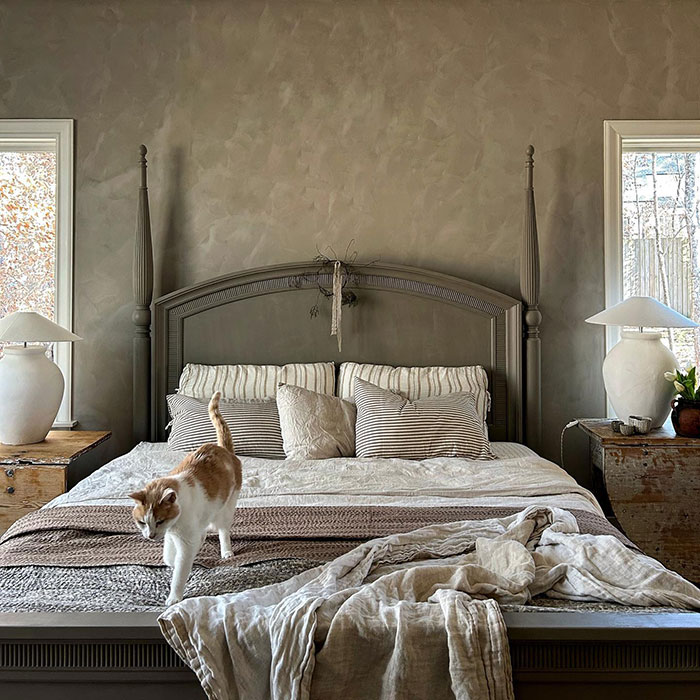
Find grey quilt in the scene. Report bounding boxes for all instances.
[0,559,321,613]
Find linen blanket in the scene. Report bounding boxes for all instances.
[45,442,603,515]
[159,506,700,700]
[0,503,633,568]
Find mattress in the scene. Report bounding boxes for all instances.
[0,441,637,614]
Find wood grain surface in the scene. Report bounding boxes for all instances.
[0,431,111,465]
[0,465,67,534]
[0,431,111,534]
[583,421,700,582]
[579,419,700,446]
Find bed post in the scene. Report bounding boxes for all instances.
[133,145,153,444]
[521,145,542,452]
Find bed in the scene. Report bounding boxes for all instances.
[0,146,699,699]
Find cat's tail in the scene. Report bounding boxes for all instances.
[208,392,235,454]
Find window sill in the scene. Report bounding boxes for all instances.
[52,419,78,430]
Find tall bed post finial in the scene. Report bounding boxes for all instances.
[133,144,154,443]
[521,145,542,452]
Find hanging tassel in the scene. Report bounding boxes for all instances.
[331,260,343,352]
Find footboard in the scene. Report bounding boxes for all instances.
[1,612,699,699]
[508,611,700,699]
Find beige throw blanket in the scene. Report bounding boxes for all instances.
[0,504,632,568]
[159,506,700,700]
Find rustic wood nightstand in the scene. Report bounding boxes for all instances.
[0,430,111,535]
[579,419,700,582]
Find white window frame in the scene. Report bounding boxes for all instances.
[0,119,75,427]
[603,120,700,355]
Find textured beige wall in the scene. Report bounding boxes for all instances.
[2,0,699,482]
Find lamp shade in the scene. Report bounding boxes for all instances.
[0,311,82,343]
[585,296,698,329]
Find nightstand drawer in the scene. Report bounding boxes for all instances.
[0,465,66,533]
[0,431,109,536]
[606,446,700,499]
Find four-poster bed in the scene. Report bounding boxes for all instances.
[0,146,698,699]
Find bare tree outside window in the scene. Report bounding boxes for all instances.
[0,151,57,322]
[622,151,700,369]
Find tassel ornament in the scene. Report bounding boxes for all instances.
[331,260,343,352]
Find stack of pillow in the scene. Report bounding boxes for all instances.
[167,361,494,461]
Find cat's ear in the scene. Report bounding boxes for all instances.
[160,488,177,505]
[129,490,146,503]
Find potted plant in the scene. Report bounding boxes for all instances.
[665,367,700,438]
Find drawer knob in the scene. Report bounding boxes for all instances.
[5,469,14,478]
[6,486,14,495]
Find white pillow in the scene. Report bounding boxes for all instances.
[276,384,356,460]
[353,378,494,461]
[337,362,490,428]
[178,362,335,399]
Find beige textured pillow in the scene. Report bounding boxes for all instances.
[276,384,356,459]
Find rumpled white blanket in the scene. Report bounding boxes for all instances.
[159,506,700,700]
[47,442,601,516]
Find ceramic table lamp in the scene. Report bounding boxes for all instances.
[586,296,698,427]
[0,311,81,445]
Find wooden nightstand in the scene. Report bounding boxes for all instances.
[579,419,700,582]
[0,430,110,535]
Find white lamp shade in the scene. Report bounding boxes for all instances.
[0,311,81,343]
[585,296,698,328]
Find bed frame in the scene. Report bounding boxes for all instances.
[1,146,699,699]
[137,144,543,449]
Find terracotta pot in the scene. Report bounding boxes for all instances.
[671,398,700,438]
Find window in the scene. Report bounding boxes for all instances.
[0,119,74,425]
[604,120,700,369]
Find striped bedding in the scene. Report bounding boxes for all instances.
[166,393,285,458]
[337,361,491,428]
[178,361,335,399]
[354,378,494,460]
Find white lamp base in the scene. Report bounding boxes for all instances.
[0,345,64,445]
[603,331,679,428]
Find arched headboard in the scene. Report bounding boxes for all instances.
[150,263,523,442]
[133,148,542,450]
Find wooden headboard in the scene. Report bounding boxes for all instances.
[132,147,542,449]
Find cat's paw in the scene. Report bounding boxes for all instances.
[165,594,182,607]
[221,551,233,560]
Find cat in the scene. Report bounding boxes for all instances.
[129,391,242,606]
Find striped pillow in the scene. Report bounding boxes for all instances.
[166,394,285,459]
[178,362,335,400]
[337,362,490,430]
[354,378,495,461]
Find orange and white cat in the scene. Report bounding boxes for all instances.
[129,392,242,606]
